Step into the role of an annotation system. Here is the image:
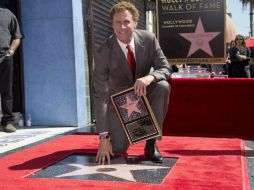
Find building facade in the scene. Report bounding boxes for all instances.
[3,0,154,127]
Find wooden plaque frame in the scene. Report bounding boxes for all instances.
[111,87,161,144]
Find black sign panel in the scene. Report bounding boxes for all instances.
[157,0,226,64]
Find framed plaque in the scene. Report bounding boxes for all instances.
[110,87,161,144]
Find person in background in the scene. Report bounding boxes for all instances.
[227,40,236,77]
[93,1,172,165]
[231,34,251,78]
[0,4,23,132]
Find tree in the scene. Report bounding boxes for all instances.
[239,0,254,6]
[239,0,254,35]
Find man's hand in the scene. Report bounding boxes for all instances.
[134,75,155,96]
[96,139,114,165]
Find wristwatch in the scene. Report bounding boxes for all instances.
[99,133,109,140]
[7,50,14,56]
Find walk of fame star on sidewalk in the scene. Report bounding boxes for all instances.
[28,154,178,184]
[56,162,168,181]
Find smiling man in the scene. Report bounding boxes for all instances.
[93,1,172,165]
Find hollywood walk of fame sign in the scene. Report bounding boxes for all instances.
[157,0,226,64]
[110,88,161,144]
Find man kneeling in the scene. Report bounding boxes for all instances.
[93,1,172,165]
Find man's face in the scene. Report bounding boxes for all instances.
[112,10,137,44]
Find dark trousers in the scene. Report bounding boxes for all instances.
[250,64,254,78]
[0,55,14,126]
[231,62,251,78]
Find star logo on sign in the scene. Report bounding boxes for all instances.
[179,17,220,57]
[120,95,141,118]
[56,163,168,182]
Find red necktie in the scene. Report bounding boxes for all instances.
[126,45,136,77]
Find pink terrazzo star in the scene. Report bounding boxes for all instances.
[179,17,220,57]
[120,95,141,118]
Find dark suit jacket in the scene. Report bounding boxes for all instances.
[93,29,172,133]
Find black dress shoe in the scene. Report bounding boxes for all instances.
[144,140,164,163]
